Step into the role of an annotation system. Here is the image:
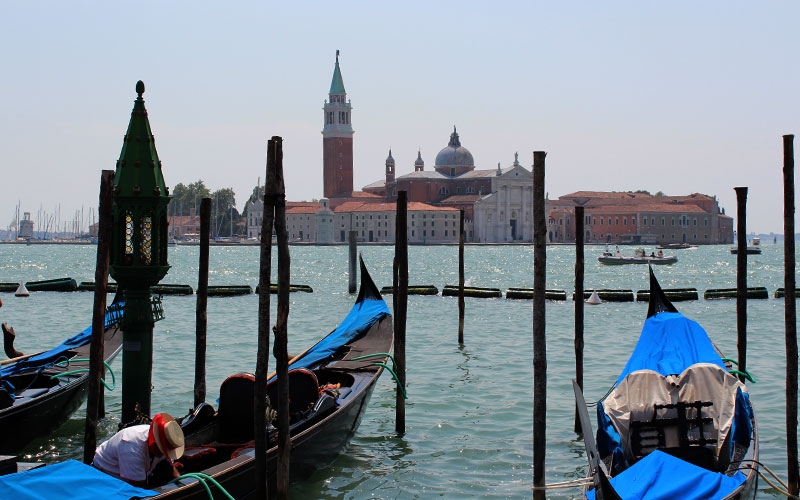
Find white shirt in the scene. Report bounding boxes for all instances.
[93,424,164,483]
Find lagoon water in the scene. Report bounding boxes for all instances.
[0,242,796,499]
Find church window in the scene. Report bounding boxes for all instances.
[450,168,455,176]
[439,187,449,195]
[615,217,619,225]
[412,230,415,237]
[432,230,435,237]
[623,218,627,226]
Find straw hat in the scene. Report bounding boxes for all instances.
[151,413,185,462]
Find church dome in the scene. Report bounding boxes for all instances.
[434,127,474,168]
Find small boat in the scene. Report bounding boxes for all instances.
[730,237,761,255]
[656,243,697,250]
[598,247,677,265]
[574,267,758,500]
[0,297,124,454]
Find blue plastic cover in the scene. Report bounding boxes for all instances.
[585,449,746,500]
[1,304,123,378]
[275,296,389,376]
[0,460,156,500]
[614,312,726,387]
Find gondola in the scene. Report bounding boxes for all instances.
[0,297,124,454]
[0,258,393,499]
[574,267,758,500]
[152,258,393,498]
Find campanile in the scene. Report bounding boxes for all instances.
[322,50,354,198]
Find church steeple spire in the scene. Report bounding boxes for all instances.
[329,49,346,96]
[322,50,354,198]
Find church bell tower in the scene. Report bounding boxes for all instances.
[322,50,354,198]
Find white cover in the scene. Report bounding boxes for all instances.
[603,363,745,461]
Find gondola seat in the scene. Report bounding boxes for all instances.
[217,373,256,444]
[267,368,321,423]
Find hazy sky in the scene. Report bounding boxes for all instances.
[2,2,798,234]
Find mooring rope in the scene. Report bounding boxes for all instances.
[172,472,236,500]
[530,477,594,491]
[50,358,116,390]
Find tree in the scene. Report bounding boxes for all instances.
[211,188,239,237]
[170,180,212,216]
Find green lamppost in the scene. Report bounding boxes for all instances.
[110,81,171,424]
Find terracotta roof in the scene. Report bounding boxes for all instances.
[286,205,322,215]
[561,191,653,200]
[591,202,708,214]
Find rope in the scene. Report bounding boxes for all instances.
[730,460,800,499]
[531,477,594,491]
[374,362,408,399]
[172,472,236,500]
[351,352,408,399]
[721,358,757,383]
[50,359,116,390]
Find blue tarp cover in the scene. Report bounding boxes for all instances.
[0,460,156,500]
[614,312,726,387]
[275,296,390,376]
[585,449,746,500]
[1,304,123,378]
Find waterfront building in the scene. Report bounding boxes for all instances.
[281,199,460,244]
[547,191,733,245]
[167,208,201,239]
[472,154,535,243]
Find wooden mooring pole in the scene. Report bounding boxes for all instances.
[349,230,358,293]
[734,186,748,382]
[458,209,465,344]
[394,190,408,434]
[532,151,547,498]
[783,134,799,495]
[254,140,277,499]
[271,136,291,499]
[194,197,211,408]
[83,169,113,464]
[573,205,585,435]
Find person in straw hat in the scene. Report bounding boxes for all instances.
[93,413,185,487]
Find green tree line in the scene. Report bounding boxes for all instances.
[168,180,263,237]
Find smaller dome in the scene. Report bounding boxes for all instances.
[386,149,395,164]
[414,150,424,166]
[434,127,474,168]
